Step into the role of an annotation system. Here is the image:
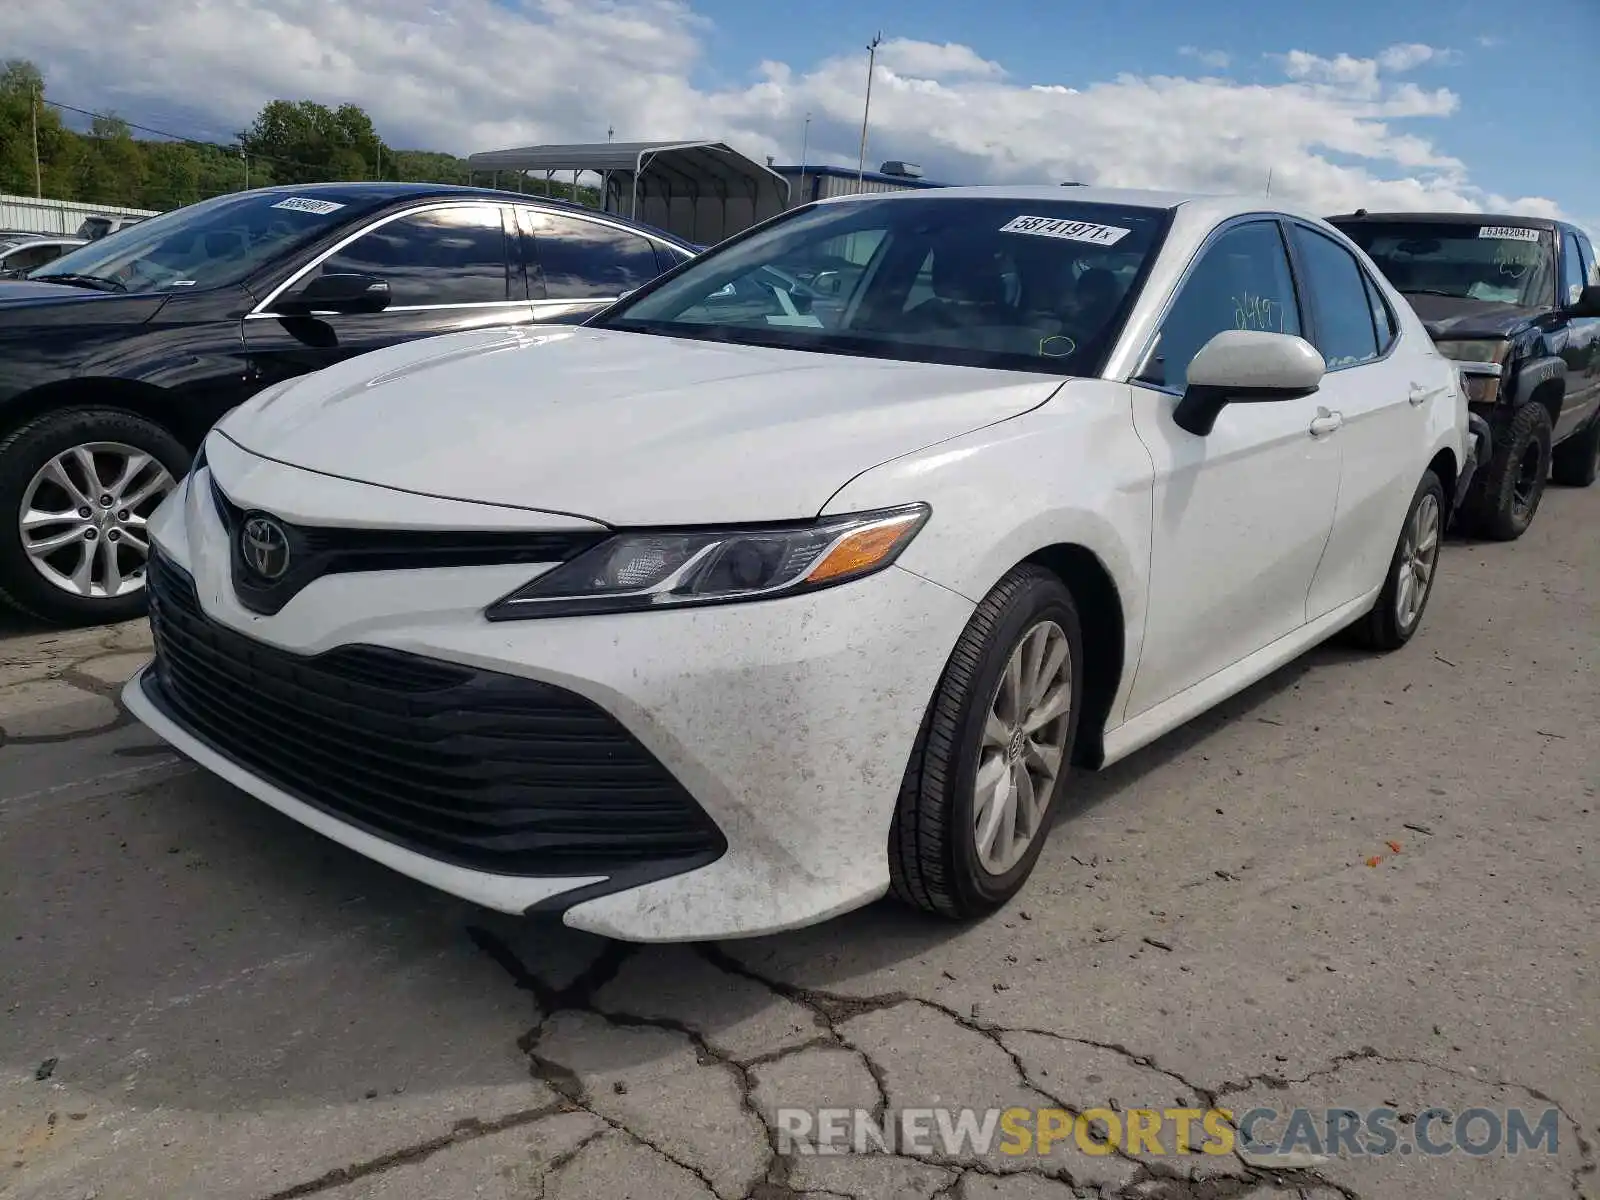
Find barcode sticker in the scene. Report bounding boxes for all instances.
[999,216,1131,245]
[1478,226,1540,242]
[271,197,346,215]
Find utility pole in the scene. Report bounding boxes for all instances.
[1264,167,1273,198]
[32,81,43,198]
[856,32,883,195]
[798,111,812,205]
[241,147,249,190]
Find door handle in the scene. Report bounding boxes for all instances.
[1308,410,1343,437]
[1409,381,1445,406]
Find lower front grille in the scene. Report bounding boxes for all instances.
[143,551,725,879]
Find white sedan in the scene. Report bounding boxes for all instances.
[124,186,1468,941]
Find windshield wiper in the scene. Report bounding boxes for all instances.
[1400,287,1470,298]
[32,272,128,293]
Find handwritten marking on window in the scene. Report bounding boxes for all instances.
[1233,293,1284,332]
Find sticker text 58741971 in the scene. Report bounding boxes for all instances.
[999,216,1132,246]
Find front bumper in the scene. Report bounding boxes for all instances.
[122,465,975,942]
[1453,411,1493,511]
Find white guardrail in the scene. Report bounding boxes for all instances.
[0,193,161,236]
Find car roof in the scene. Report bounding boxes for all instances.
[817,183,1335,225]
[225,182,694,247]
[1326,210,1562,231]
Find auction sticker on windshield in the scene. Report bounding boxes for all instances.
[1000,216,1131,246]
[271,197,346,216]
[1478,226,1541,242]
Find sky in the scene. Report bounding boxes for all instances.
[2,0,1595,227]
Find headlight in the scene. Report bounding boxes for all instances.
[1434,338,1511,366]
[486,504,930,620]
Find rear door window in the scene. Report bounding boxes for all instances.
[1291,226,1381,369]
[522,211,661,300]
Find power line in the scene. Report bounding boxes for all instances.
[41,97,367,177]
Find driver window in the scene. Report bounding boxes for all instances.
[1139,222,1302,390]
[308,205,509,308]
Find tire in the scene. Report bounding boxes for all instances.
[889,564,1084,920]
[1349,470,1445,652]
[1550,412,1600,487]
[1459,403,1552,540]
[0,407,190,626]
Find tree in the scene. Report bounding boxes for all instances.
[0,59,72,197]
[239,99,387,185]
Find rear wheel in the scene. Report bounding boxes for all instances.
[1550,413,1600,487]
[1350,470,1445,651]
[889,565,1084,919]
[0,408,188,626]
[1460,403,1551,540]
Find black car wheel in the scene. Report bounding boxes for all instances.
[0,408,190,626]
[1550,412,1600,488]
[889,564,1084,920]
[1461,403,1552,541]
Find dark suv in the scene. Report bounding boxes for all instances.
[1328,211,1600,539]
[0,183,698,625]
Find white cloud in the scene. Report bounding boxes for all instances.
[1376,43,1459,72]
[1178,46,1232,70]
[0,0,1568,220]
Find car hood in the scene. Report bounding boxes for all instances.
[217,326,1065,525]
[0,280,166,324]
[1403,292,1543,341]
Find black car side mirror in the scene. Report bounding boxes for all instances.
[279,272,391,316]
[1567,284,1600,318]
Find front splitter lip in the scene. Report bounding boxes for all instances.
[122,662,613,917]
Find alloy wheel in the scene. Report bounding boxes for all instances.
[973,619,1074,876]
[1395,490,1441,631]
[19,442,176,599]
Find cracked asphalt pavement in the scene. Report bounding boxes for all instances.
[2,488,1595,1200]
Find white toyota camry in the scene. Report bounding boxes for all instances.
[125,186,1470,942]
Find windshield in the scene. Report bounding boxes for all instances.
[31,192,366,293]
[1335,220,1555,308]
[597,196,1171,375]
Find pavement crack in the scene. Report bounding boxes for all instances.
[253,1100,572,1199]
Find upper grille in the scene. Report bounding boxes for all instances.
[143,551,725,879]
[209,477,608,615]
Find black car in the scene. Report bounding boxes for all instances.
[1328,211,1600,539]
[0,182,698,625]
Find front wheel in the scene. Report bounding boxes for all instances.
[0,407,188,626]
[889,565,1084,920]
[1460,403,1552,540]
[1349,470,1445,651]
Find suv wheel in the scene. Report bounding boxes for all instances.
[0,408,189,626]
[889,565,1084,920]
[1461,403,1552,540]
[1550,413,1600,488]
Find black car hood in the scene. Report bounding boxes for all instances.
[1403,292,1543,341]
[0,280,166,325]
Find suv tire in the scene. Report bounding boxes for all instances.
[1461,403,1552,540]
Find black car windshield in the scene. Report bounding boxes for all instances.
[1336,220,1555,308]
[29,191,365,293]
[597,196,1170,375]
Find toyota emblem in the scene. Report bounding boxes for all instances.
[241,515,291,581]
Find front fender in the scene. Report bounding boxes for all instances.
[1511,355,1565,407]
[821,382,1153,729]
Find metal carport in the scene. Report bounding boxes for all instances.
[464,141,791,247]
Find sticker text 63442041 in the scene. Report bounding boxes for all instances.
[1478,226,1541,243]
[271,197,346,216]
[999,216,1131,246]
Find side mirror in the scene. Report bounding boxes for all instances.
[1173,330,1326,436]
[280,272,391,316]
[812,270,843,296]
[1567,283,1600,318]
